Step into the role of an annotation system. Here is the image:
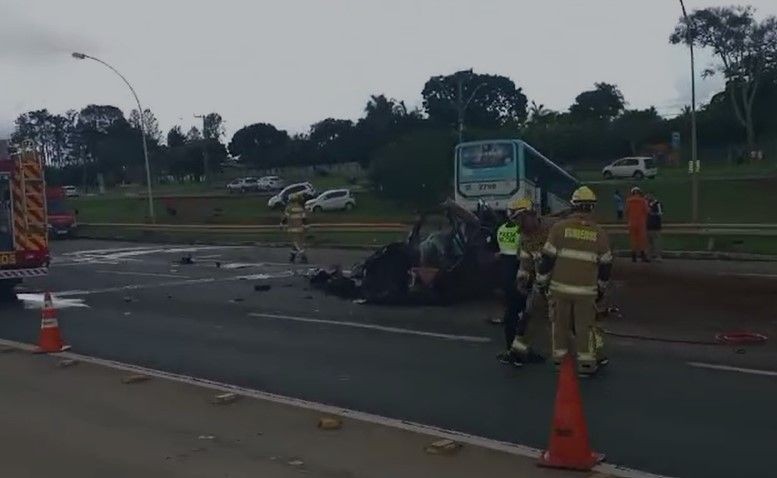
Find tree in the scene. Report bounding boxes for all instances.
[185,126,202,142]
[227,123,290,165]
[670,5,777,148]
[569,83,625,122]
[129,108,162,144]
[612,107,665,154]
[309,118,355,163]
[167,126,186,147]
[202,113,225,142]
[422,71,528,130]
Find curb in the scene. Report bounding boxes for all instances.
[614,249,777,262]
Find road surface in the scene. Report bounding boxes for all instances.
[2,239,776,477]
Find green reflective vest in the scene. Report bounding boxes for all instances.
[497,223,520,256]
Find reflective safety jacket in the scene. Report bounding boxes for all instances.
[284,203,307,234]
[496,222,520,256]
[536,213,612,297]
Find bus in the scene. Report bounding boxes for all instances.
[454,139,579,214]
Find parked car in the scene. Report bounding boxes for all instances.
[305,189,356,212]
[602,157,657,180]
[267,182,317,209]
[257,175,285,191]
[62,185,80,198]
[226,177,260,193]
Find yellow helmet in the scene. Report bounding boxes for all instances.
[507,197,533,213]
[570,186,597,205]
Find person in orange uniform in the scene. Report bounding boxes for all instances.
[625,186,650,263]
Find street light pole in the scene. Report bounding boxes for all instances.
[72,52,156,223]
[679,0,699,222]
[449,69,486,144]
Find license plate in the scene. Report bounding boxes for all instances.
[0,253,16,266]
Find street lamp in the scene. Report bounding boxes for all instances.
[679,1,700,223]
[454,69,486,144]
[72,52,156,223]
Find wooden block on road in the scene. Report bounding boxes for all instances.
[424,439,462,456]
[211,392,241,405]
[317,417,343,430]
[122,374,151,384]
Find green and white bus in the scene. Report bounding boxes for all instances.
[454,139,579,214]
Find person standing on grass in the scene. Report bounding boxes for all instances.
[613,190,624,221]
[625,187,650,263]
[646,193,664,262]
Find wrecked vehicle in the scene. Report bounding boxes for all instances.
[312,201,504,305]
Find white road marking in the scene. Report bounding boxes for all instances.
[16,293,89,309]
[249,312,491,343]
[719,272,777,279]
[95,270,190,279]
[0,337,673,478]
[687,362,777,377]
[55,271,293,297]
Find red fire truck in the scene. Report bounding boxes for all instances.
[0,142,50,299]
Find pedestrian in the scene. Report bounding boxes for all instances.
[511,198,550,364]
[613,190,624,221]
[625,186,650,262]
[495,198,526,367]
[646,193,663,262]
[282,193,308,264]
[536,186,613,377]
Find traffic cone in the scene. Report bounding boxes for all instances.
[538,354,603,470]
[35,292,70,353]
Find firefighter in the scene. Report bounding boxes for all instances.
[536,186,613,376]
[282,193,308,264]
[626,186,650,262]
[495,198,526,367]
[511,197,549,363]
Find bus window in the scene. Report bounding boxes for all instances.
[523,147,577,213]
[0,175,12,250]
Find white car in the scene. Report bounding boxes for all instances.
[257,176,284,191]
[305,189,356,212]
[267,182,316,209]
[226,177,260,193]
[62,185,80,198]
[602,157,657,180]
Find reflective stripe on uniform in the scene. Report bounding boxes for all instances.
[599,251,613,264]
[597,280,608,290]
[542,242,557,256]
[517,270,530,279]
[549,280,597,296]
[557,248,599,263]
[520,250,531,259]
[536,272,550,284]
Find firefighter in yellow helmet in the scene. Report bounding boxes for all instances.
[536,186,612,376]
[495,197,527,367]
[511,197,551,363]
[282,192,308,264]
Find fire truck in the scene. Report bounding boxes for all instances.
[0,141,50,299]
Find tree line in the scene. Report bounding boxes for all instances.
[10,5,777,203]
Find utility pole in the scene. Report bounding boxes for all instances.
[452,69,487,144]
[679,0,700,222]
[194,114,210,183]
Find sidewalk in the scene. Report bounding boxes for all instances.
[0,347,623,478]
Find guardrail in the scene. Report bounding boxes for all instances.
[80,222,777,236]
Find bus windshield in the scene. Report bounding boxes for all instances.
[456,142,518,198]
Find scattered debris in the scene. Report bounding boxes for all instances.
[177,255,194,265]
[254,284,272,292]
[424,439,462,455]
[352,299,367,305]
[212,392,240,405]
[122,374,151,384]
[57,359,78,368]
[230,298,245,303]
[317,417,343,430]
[123,296,136,303]
[287,459,304,467]
[197,435,216,440]
[123,312,132,316]
[215,261,221,268]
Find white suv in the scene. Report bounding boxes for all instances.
[602,157,657,180]
[305,189,356,212]
[226,177,260,193]
[267,182,316,209]
[257,176,284,191]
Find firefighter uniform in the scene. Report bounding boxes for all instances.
[513,213,551,359]
[537,186,612,376]
[283,193,308,264]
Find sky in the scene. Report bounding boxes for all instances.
[2,0,777,141]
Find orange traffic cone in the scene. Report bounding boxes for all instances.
[538,354,603,470]
[35,292,70,353]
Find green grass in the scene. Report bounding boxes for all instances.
[72,191,413,225]
[575,161,777,182]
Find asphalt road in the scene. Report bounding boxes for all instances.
[2,239,777,478]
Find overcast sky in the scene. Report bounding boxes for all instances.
[2,0,776,140]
